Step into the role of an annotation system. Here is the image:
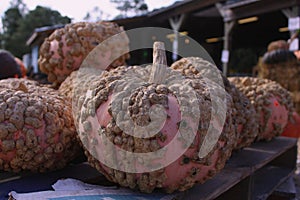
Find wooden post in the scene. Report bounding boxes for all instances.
[223,21,235,76]
[282,6,300,48]
[216,3,236,77]
[169,14,185,62]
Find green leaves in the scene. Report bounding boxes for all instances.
[1,1,71,58]
[110,0,148,18]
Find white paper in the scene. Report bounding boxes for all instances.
[9,178,178,200]
[289,17,300,31]
[221,50,230,63]
[52,178,117,191]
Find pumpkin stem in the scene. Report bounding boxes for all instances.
[149,41,167,84]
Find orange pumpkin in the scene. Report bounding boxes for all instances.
[14,57,27,78]
[281,111,300,138]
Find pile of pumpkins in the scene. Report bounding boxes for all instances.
[0,21,298,193]
[256,39,300,137]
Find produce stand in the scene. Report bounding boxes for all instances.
[0,136,297,200]
[182,136,297,200]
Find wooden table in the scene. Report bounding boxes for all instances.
[181,136,297,200]
[0,136,297,200]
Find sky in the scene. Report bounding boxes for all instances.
[0,0,178,23]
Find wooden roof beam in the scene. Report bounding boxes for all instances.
[282,6,300,18]
[228,0,300,21]
[149,0,224,21]
[216,0,300,22]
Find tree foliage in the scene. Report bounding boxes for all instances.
[1,7,24,56]
[83,6,111,22]
[1,0,71,58]
[2,7,23,35]
[110,0,148,18]
[9,0,28,15]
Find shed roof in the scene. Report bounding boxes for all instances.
[26,24,65,46]
[113,0,300,25]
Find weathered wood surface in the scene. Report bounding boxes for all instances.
[271,176,297,198]
[0,137,297,200]
[181,136,297,200]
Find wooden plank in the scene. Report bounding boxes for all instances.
[148,0,223,20]
[251,166,295,200]
[226,148,273,171]
[271,176,297,199]
[227,0,300,21]
[245,137,297,153]
[0,163,111,200]
[269,144,298,169]
[181,168,246,200]
[228,137,297,171]
[226,137,297,171]
[0,172,29,184]
[181,137,297,200]
[0,137,297,200]
[222,0,260,10]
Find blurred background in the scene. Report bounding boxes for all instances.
[0,0,298,77]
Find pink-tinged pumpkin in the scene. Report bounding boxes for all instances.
[170,57,258,149]
[0,78,80,172]
[0,49,22,79]
[281,111,300,138]
[257,42,300,115]
[38,21,129,88]
[228,77,294,141]
[72,42,237,193]
[294,50,300,60]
